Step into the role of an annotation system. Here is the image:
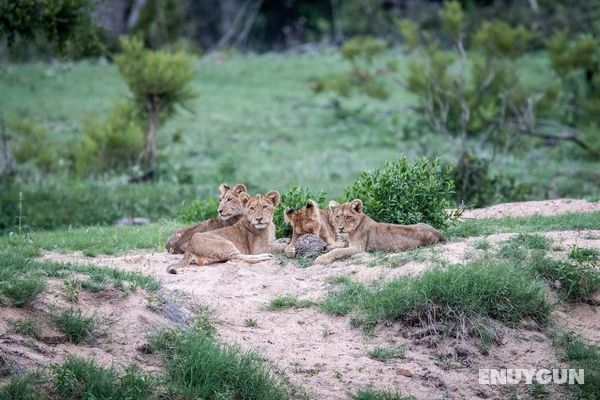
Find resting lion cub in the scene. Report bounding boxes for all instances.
[284,200,345,257]
[167,190,288,274]
[165,183,247,254]
[314,199,445,265]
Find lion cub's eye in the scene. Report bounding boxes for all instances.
[346,216,351,220]
[262,205,268,209]
[227,197,232,202]
[250,207,255,211]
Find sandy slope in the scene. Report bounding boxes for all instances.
[2,199,599,399]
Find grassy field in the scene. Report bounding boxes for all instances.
[2,50,599,206]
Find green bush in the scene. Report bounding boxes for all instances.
[73,100,145,174]
[5,117,58,173]
[345,157,455,228]
[274,186,327,237]
[53,358,154,400]
[177,197,219,224]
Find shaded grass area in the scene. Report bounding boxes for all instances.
[446,212,600,239]
[0,254,159,307]
[322,260,552,336]
[0,222,177,258]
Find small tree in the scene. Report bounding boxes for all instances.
[114,36,197,173]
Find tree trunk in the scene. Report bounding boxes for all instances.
[139,98,159,173]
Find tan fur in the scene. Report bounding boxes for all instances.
[314,199,445,264]
[283,200,345,257]
[167,190,288,273]
[165,183,248,254]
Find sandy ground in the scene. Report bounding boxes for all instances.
[461,198,600,219]
[2,199,599,399]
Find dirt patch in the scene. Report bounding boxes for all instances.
[462,199,600,219]
[36,228,600,399]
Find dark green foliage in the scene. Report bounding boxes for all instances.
[53,308,96,343]
[150,326,300,399]
[0,375,42,400]
[349,388,409,400]
[310,36,391,101]
[555,332,600,399]
[345,157,456,228]
[570,246,599,263]
[452,152,527,207]
[4,117,58,173]
[274,186,327,237]
[0,0,103,58]
[0,180,194,232]
[323,260,552,334]
[177,197,219,224]
[53,358,154,400]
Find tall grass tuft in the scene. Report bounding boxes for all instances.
[53,308,96,344]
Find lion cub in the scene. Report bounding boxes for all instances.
[165,183,247,254]
[314,199,445,265]
[167,191,288,273]
[284,200,345,257]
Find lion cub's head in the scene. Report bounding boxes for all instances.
[329,199,364,234]
[284,200,321,236]
[239,190,280,229]
[218,183,247,221]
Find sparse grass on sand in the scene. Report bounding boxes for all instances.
[53,308,97,344]
[267,294,314,310]
[349,388,410,400]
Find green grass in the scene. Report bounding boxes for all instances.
[446,212,600,239]
[367,345,407,362]
[367,249,428,268]
[267,294,314,310]
[11,318,40,337]
[570,245,599,263]
[0,375,42,400]
[52,357,154,400]
[323,260,552,335]
[53,308,97,344]
[0,254,159,293]
[0,277,45,307]
[554,332,600,399]
[149,325,305,399]
[349,388,409,400]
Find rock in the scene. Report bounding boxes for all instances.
[295,234,327,256]
[114,217,151,226]
[396,367,413,377]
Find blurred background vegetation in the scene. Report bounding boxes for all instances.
[0,0,599,233]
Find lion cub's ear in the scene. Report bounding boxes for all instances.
[265,190,281,207]
[231,183,247,195]
[350,199,363,214]
[328,200,340,213]
[219,183,231,196]
[239,192,252,207]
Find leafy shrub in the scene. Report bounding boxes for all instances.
[4,117,57,173]
[53,358,154,400]
[345,157,456,228]
[310,36,391,101]
[73,100,145,174]
[274,186,327,237]
[176,197,219,224]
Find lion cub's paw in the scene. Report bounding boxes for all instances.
[314,254,331,265]
[284,245,296,258]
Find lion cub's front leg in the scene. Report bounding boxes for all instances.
[315,246,360,265]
